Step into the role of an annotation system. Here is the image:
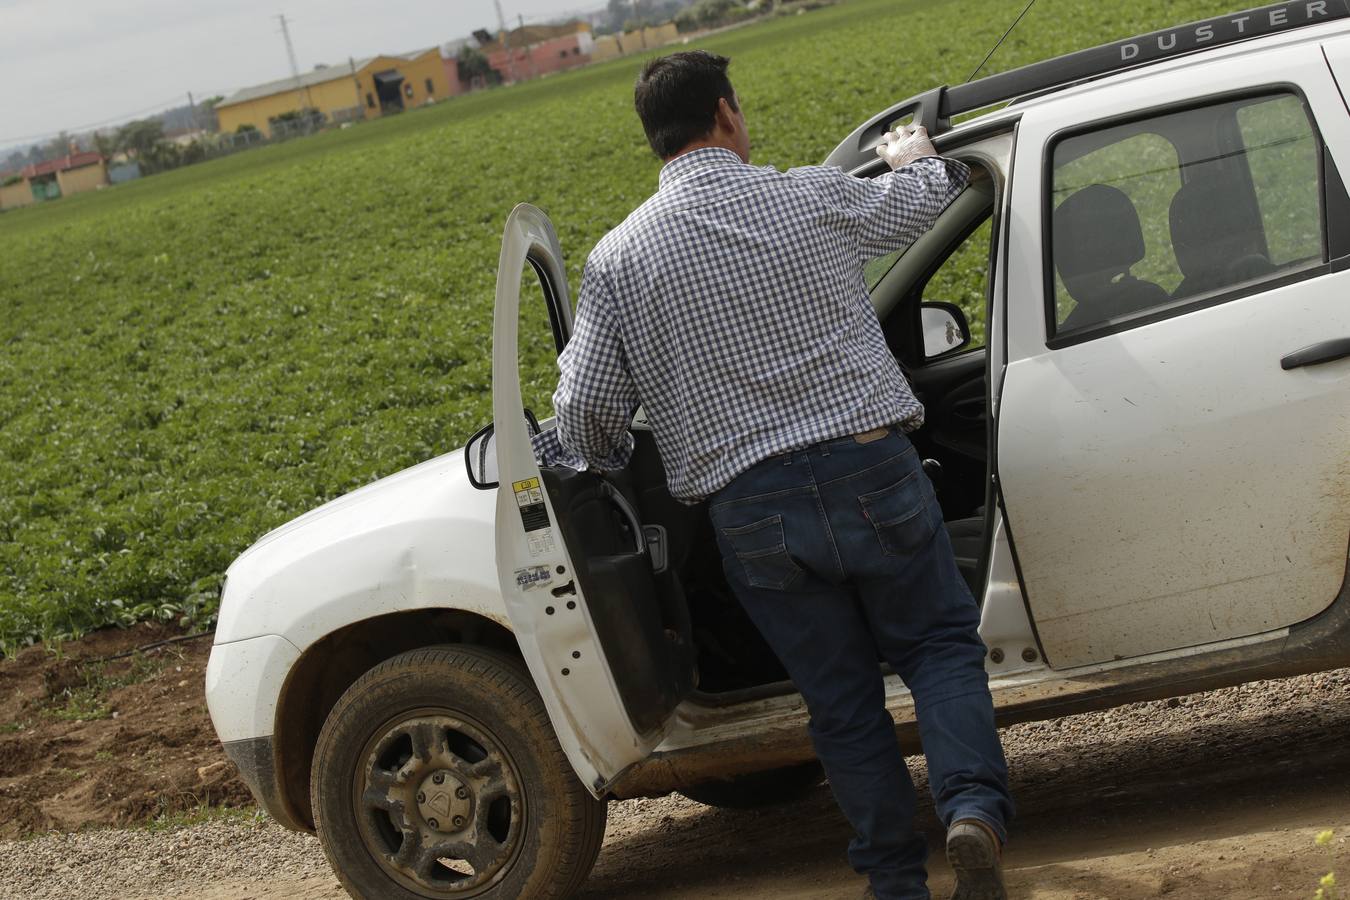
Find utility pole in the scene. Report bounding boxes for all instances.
[633,0,647,49]
[518,14,538,80]
[494,0,518,83]
[277,14,315,112]
[187,91,197,134]
[350,57,363,120]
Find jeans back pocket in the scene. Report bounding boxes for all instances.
[858,471,937,557]
[719,514,803,590]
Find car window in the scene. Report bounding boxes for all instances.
[864,246,903,291]
[1052,133,1182,318]
[1235,95,1322,266]
[922,217,993,350]
[1046,91,1324,338]
[520,263,557,418]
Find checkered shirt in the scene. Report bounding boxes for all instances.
[532,147,969,501]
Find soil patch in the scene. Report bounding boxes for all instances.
[0,623,251,838]
[1,625,1346,900]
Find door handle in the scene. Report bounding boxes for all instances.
[951,398,987,424]
[1281,337,1350,370]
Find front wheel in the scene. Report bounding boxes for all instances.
[311,645,607,899]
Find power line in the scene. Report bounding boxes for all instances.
[2,91,229,148]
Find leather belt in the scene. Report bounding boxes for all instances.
[852,426,890,444]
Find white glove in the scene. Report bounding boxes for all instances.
[875,124,937,170]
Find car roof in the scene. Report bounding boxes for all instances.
[828,1,1350,171]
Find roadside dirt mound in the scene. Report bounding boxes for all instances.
[0,624,251,838]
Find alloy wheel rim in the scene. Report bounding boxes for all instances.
[354,708,525,896]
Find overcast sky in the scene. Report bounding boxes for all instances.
[0,0,603,151]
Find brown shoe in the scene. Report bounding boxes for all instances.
[946,819,1006,900]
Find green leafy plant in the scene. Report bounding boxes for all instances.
[1316,830,1339,900]
[0,0,1242,653]
[43,652,164,721]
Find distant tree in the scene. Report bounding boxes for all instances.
[92,131,118,160]
[9,144,44,170]
[117,119,167,159]
[45,131,74,160]
[144,141,181,173]
[606,0,631,31]
[457,46,496,87]
[694,0,741,26]
[178,139,208,166]
[116,118,181,173]
[197,96,225,133]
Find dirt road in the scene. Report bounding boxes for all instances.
[1,626,1346,898]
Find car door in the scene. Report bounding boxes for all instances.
[997,42,1350,669]
[491,204,694,795]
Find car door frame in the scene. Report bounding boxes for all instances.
[491,203,681,794]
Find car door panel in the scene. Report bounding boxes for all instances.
[998,47,1350,669]
[538,465,693,735]
[492,204,692,792]
[906,350,988,520]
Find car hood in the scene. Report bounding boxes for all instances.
[217,445,507,646]
[243,447,467,557]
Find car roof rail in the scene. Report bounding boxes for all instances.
[825,0,1350,171]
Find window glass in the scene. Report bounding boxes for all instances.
[1053,133,1182,306]
[864,248,902,291]
[1236,96,1322,265]
[1047,93,1323,337]
[519,263,558,419]
[923,217,992,349]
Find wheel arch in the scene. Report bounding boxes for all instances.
[272,608,521,830]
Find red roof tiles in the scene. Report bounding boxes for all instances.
[21,152,104,179]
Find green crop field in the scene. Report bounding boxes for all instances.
[0,0,1236,652]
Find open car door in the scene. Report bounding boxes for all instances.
[490,204,695,796]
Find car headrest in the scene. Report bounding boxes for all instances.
[1169,175,1260,279]
[1053,184,1147,287]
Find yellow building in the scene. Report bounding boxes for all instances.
[56,159,109,195]
[0,180,33,211]
[216,48,451,137]
[0,152,108,212]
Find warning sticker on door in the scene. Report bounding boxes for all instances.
[527,529,556,556]
[512,477,551,533]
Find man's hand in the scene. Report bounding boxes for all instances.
[875,124,938,170]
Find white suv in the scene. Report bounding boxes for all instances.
[207,4,1350,897]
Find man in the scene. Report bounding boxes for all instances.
[538,51,1013,900]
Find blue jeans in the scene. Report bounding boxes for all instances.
[708,428,1012,900]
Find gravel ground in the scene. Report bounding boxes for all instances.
[0,814,335,900]
[3,668,1347,899]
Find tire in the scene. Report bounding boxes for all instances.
[678,760,825,810]
[311,645,607,900]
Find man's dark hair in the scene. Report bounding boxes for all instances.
[634,51,738,158]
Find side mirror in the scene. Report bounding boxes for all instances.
[920,302,972,357]
[465,423,499,489]
[465,410,542,490]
